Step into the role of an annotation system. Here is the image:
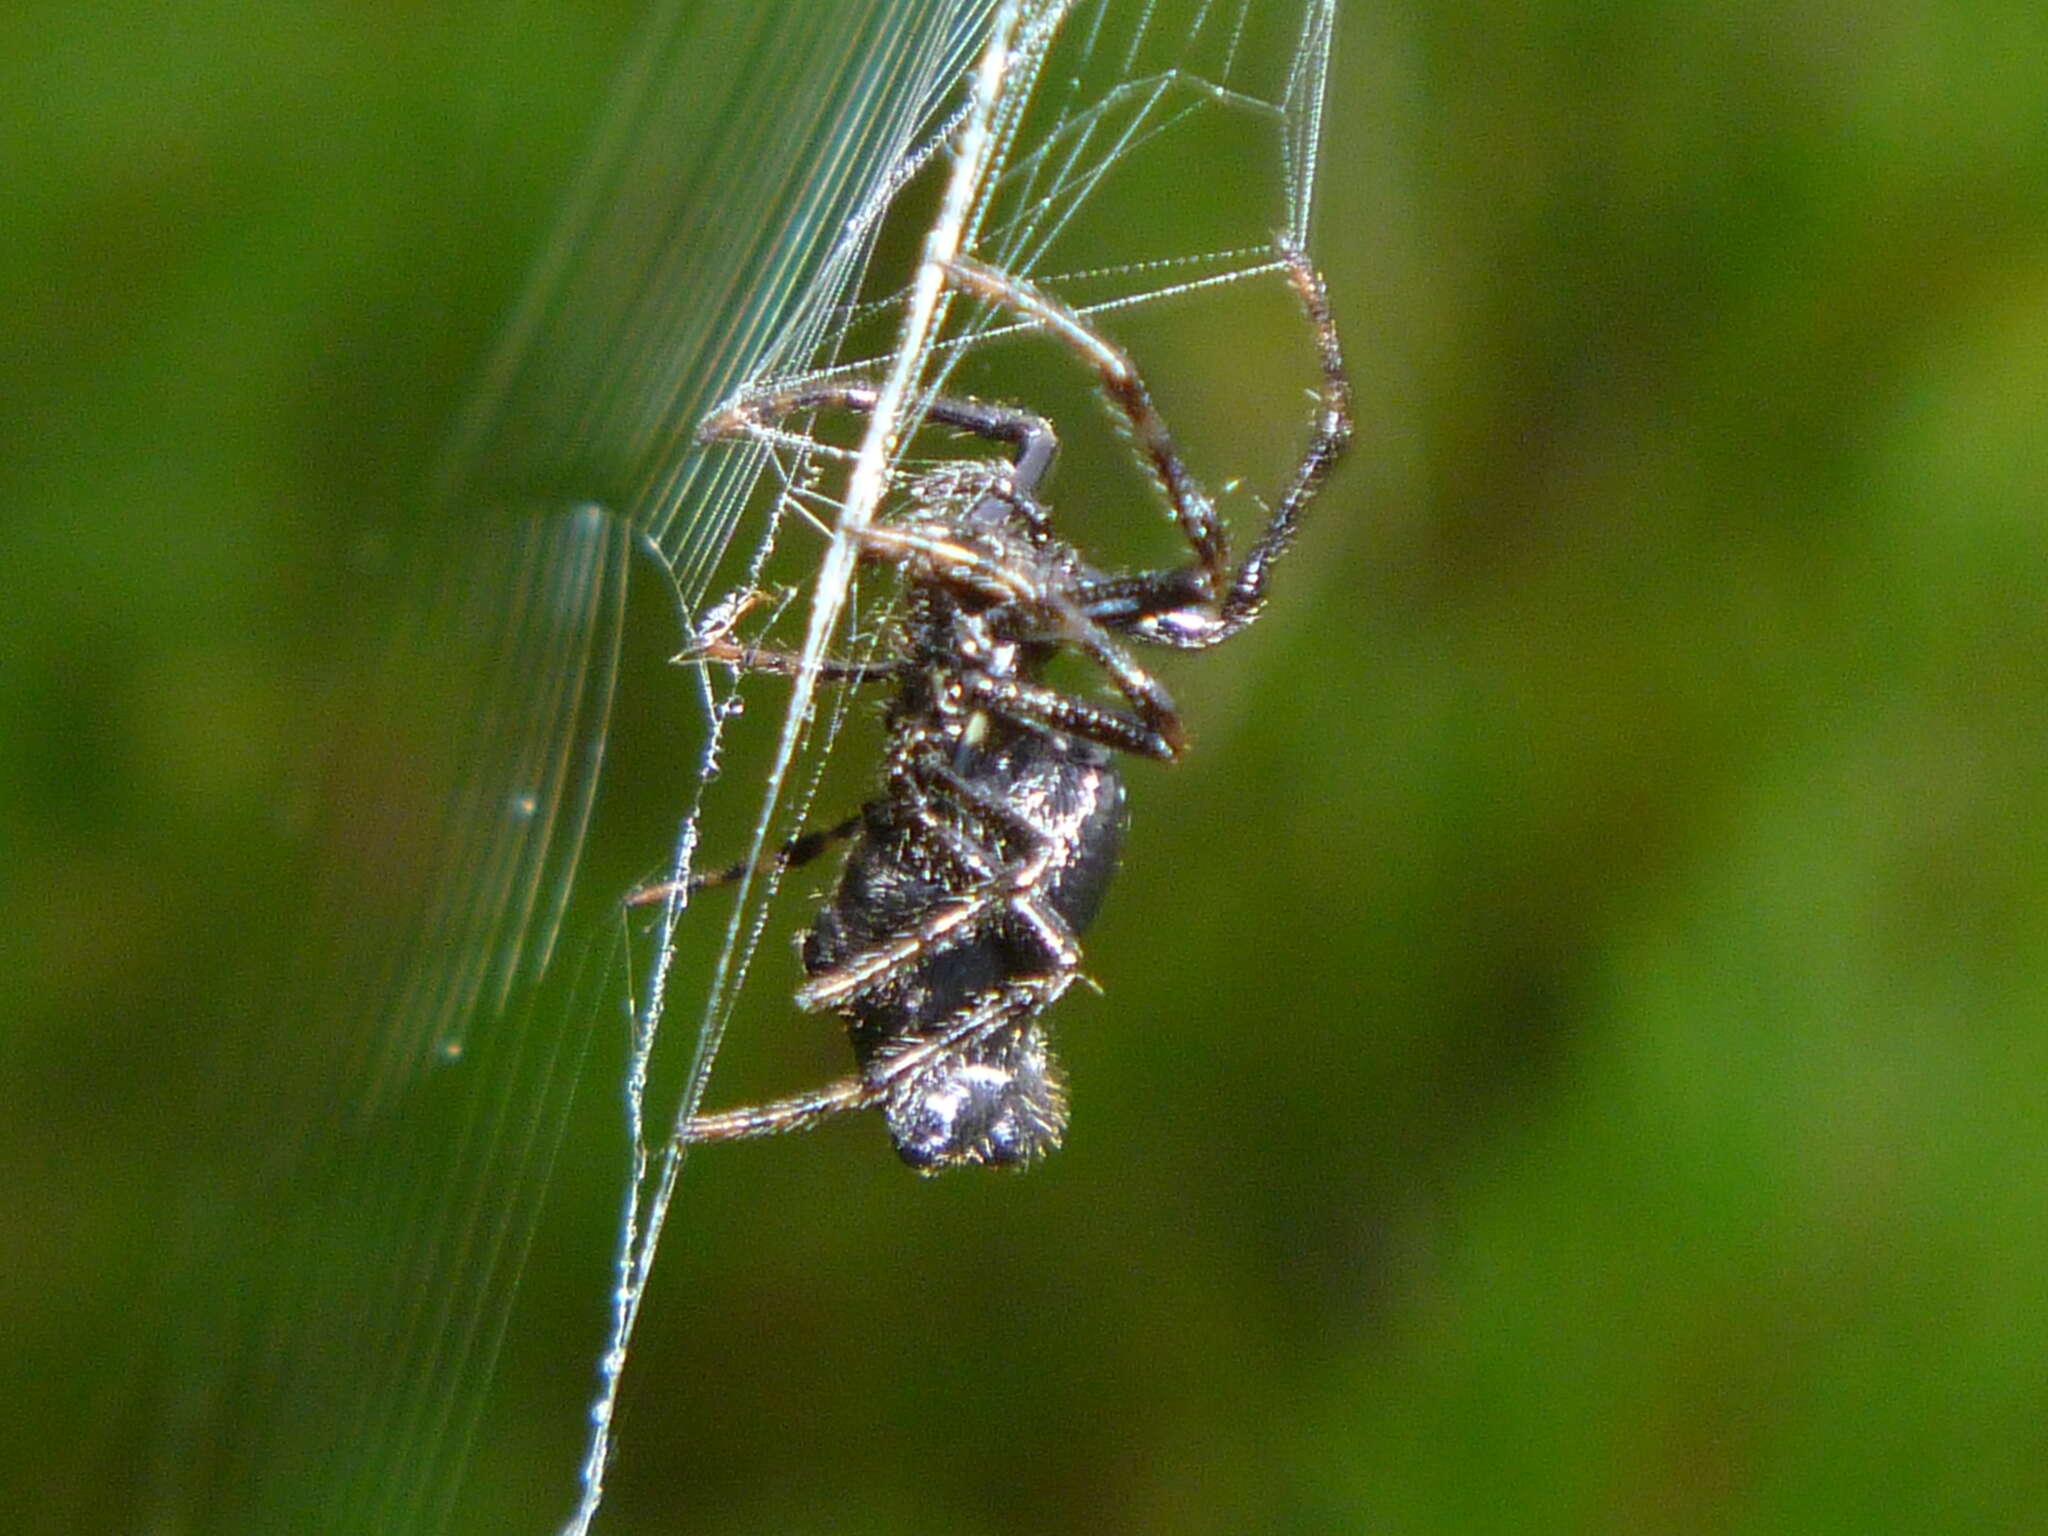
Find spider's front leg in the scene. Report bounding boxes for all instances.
[942,239,1353,651]
[1206,242,1354,639]
[680,1071,880,1145]
[702,380,1062,505]
[944,254,1232,599]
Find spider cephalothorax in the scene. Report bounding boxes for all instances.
[633,242,1350,1171]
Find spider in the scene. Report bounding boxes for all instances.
[632,240,1351,1172]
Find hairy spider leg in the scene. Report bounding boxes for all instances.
[623,811,864,909]
[681,1070,877,1144]
[684,633,902,683]
[944,240,1352,649]
[668,584,907,683]
[955,669,1176,760]
[682,975,1069,1146]
[703,381,1060,504]
[1213,242,1354,637]
[944,253,1231,591]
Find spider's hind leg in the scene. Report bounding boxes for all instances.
[1212,241,1354,636]
[624,811,864,909]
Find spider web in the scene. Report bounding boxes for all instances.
[157,2,1340,1532]
[582,3,1338,1528]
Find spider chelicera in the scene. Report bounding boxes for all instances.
[632,240,1351,1172]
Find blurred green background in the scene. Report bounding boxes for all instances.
[9,1,2048,1532]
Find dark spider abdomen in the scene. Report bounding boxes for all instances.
[802,727,1127,1168]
